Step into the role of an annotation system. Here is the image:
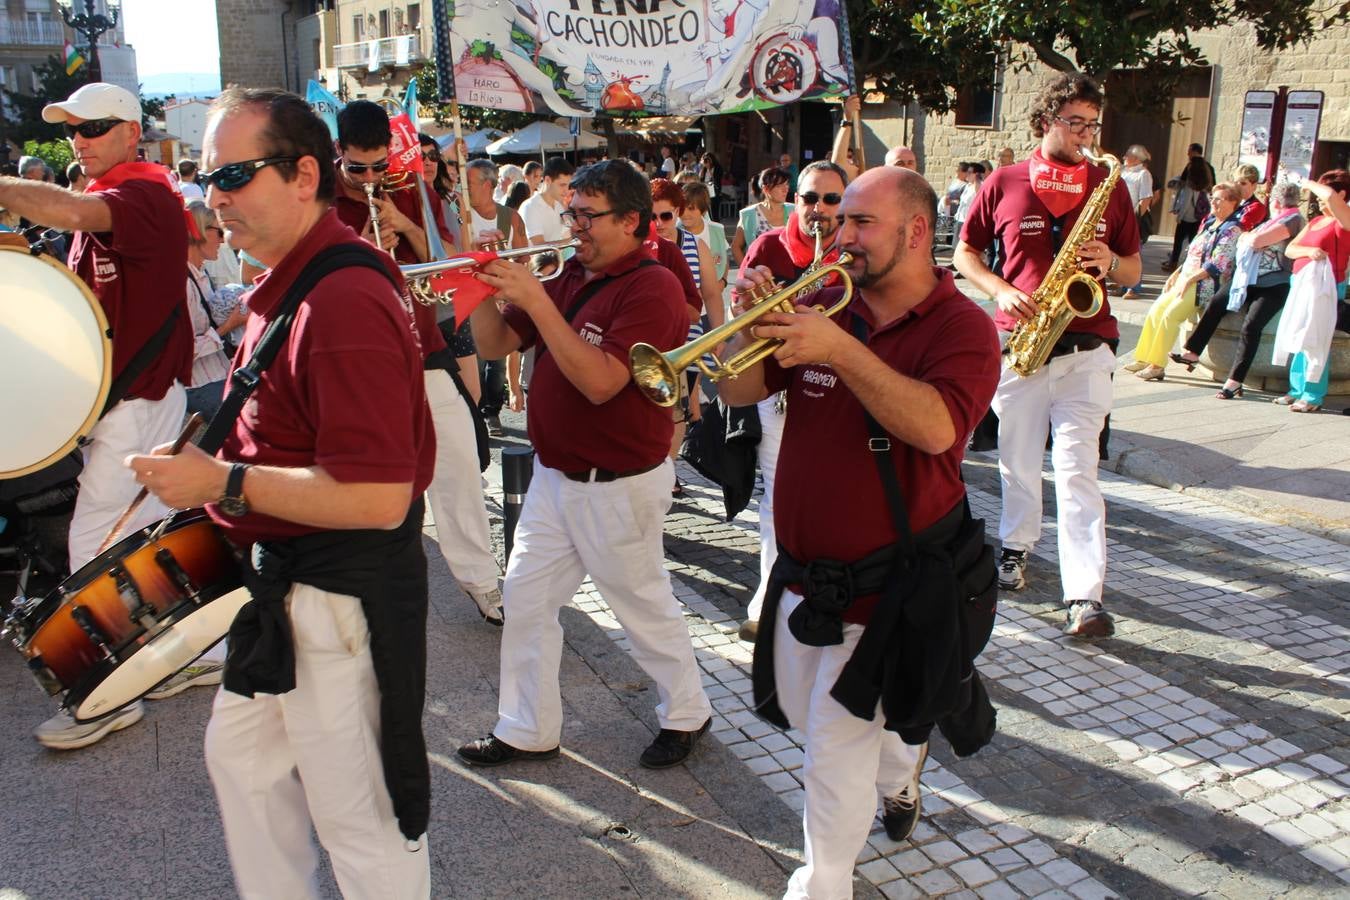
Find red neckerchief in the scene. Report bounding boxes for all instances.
[783,209,840,271]
[429,251,499,326]
[1028,149,1089,219]
[88,161,197,237]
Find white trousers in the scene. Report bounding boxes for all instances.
[774,591,923,900]
[204,584,430,900]
[991,344,1115,602]
[68,385,187,570]
[494,459,712,750]
[746,394,786,622]
[423,369,498,595]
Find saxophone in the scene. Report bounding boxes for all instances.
[1004,147,1121,377]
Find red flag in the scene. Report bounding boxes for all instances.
[429,251,500,326]
[387,112,424,176]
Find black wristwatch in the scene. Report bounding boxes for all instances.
[219,462,250,517]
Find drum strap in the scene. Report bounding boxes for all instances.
[100,306,182,417]
[198,244,398,455]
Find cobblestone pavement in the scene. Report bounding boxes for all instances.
[547,450,1350,899]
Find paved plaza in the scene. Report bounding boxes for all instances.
[2,419,1347,898]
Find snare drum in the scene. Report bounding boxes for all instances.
[0,243,112,479]
[7,510,248,721]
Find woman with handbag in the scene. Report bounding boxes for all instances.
[1127,183,1242,381]
[1163,158,1214,272]
[1274,170,1350,412]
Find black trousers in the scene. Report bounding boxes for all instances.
[1211,282,1291,384]
[1169,220,1200,266]
[478,357,506,417]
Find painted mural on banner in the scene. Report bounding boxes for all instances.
[439,0,851,117]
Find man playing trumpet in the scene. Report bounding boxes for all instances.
[456,160,712,771]
[719,167,1000,898]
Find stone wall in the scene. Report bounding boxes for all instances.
[216,0,297,91]
[883,23,1350,192]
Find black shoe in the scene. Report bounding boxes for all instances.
[486,415,505,437]
[881,742,928,841]
[1064,599,1115,639]
[639,717,711,769]
[737,618,758,643]
[457,734,559,767]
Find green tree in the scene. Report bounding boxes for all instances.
[847,0,1350,117]
[3,54,170,149]
[22,139,74,175]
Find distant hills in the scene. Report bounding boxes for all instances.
[139,72,221,99]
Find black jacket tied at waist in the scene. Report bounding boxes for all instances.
[223,497,431,841]
[752,500,998,753]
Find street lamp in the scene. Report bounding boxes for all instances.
[55,0,121,83]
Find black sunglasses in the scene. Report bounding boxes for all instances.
[799,191,842,206]
[654,210,678,222]
[63,118,124,140]
[202,157,298,192]
[342,159,390,175]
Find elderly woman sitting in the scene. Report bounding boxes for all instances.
[1126,182,1243,381]
[1169,181,1305,398]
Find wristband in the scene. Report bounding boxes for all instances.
[839,120,852,128]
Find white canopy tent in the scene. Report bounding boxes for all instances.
[485,120,606,157]
[437,128,504,155]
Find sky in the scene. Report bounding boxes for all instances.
[122,0,221,83]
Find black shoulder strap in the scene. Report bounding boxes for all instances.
[537,258,661,359]
[189,270,221,329]
[198,244,398,455]
[101,305,182,417]
[846,313,916,561]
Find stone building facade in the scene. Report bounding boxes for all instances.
[217,0,334,94]
[853,22,1350,236]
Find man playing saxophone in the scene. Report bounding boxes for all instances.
[953,73,1140,638]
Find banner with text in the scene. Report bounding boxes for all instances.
[437,0,852,118]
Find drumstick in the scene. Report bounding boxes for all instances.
[96,413,207,555]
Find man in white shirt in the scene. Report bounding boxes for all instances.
[178,159,204,199]
[659,145,676,178]
[519,158,575,246]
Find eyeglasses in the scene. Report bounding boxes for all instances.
[202,157,298,192]
[341,159,390,175]
[1053,116,1103,136]
[199,157,298,192]
[561,208,618,230]
[798,191,842,206]
[654,210,678,222]
[63,118,124,140]
[421,151,439,162]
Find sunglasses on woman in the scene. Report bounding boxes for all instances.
[201,157,299,192]
[63,118,124,140]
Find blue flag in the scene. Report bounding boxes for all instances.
[402,79,418,122]
[306,80,343,141]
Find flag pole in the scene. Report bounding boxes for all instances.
[432,0,475,250]
[837,0,864,172]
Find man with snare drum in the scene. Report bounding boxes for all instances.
[0,82,206,750]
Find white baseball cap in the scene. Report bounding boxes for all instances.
[42,82,141,125]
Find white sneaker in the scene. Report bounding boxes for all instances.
[468,586,504,626]
[34,701,144,751]
[145,661,224,700]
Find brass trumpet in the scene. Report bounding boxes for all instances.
[629,255,854,407]
[363,182,384,253]
[399,238,580,306]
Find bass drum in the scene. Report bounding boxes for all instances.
[11,510,248,721]
[0,242,111,479]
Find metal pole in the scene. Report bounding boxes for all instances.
[501,446,534,564]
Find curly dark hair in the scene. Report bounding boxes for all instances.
[1029,72,1104,139]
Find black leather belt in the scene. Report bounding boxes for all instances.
[562,460,663,483]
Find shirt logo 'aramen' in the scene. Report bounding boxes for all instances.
[800,366,838,398]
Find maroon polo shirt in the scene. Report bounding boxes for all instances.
[206,209,436,546]
[961,158,1139,340]
[333,184,447,360]
[502,245,688,473]
[740,226,801,283]
[68,176,193,400]
[764,269,1000,625]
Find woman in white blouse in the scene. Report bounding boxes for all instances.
[183,199,247,420]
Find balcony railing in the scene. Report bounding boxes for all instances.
[0,17,65,47]
[333,32,426,70]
